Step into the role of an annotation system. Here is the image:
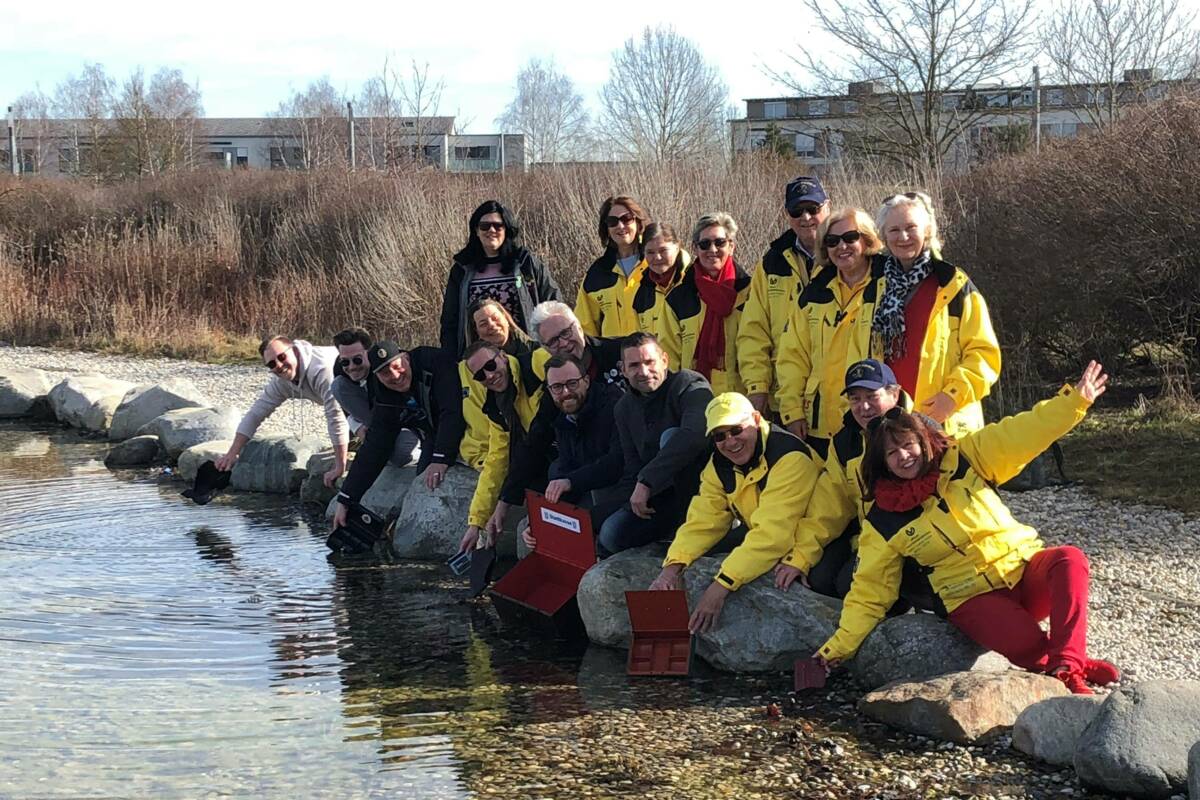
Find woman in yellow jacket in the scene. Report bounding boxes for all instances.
[776,208,883,459]
[658,212,751,395]
[816,362,1120,695]
[457,298,532,471]
[574,195,651,337]
[630,222,691,333]
[648,392,822,633]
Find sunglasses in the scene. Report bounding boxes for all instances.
[697,237,730,251]
[883,191,924,205]
[605,212,636,228]
[477,221,505,232]
[712,424,747,443]
[866,406,905,434]
[787,203,824,218]
[264,352,290,371]
[547,377,585,396]
[822,230,863,248]
[339,355,365,368]
[471,356,501,382]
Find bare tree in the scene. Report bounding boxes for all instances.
[496,58,592,163]
[112,67,204,176]
[599,26,729,162]
[1043,0,1199,129]
[11,88,55,173]
[271,77,348,169]
[769,0,1037,171]
[396,60,446,165]
[52,62,115,177]
[358,58,403,169]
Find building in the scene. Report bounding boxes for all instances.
[2,115,526,176]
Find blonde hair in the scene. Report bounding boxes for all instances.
[876,192,942,256]
[815,208,884,268]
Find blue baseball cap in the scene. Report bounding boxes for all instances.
[842,359,898,394]
[786,176,828,208]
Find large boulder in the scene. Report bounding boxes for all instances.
[578,544,669,648]
[299,450,342,506]
[850,613,1011,691]
[390,466,479,559]
[48,375,135,432]
[1012,695,1104,767]
[1074,680,1200,799]
[683,557,843,673]
[230,434,323,494]
[0,367,54,418]
[858,670,1069,744]
[108,378,210,441]
[104,434,162,467]
[362,464,420,521]
[178,440,233,483]
[1188,741,1199,800]
[138,407,241,460]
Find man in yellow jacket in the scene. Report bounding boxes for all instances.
[648,392,823,633]
[736,176,829,414]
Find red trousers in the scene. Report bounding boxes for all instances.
[948,546,1090,673]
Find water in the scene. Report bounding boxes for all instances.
[0,423,770,799]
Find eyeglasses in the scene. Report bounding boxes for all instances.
[712,424,747,443]
[264,352,289,371]
[477,221,505,233]
[547,377,585,396]
[697,237,730,251]
[882,192,924,205]
[471,357,501,382]
[605,212,636,228]
[787,203,824,218]
[542,325,577,350]
[822,230,863,248]
[339,355,365,368]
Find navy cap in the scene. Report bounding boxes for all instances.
[369,340,405,373]
[786,176,828,208]
[842,359,898,394]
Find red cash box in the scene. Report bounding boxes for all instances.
[490,491,597,639]
[624,589,693,677]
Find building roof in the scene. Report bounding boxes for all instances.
[14,116,459,139]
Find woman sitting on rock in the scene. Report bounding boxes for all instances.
[816,361,1120,694]
[457,298,532,472]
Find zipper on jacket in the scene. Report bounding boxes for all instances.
[929,519,966,557]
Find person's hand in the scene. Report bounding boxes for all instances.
[544,478,572,504]
[214,451,238,472]
[323,459,346,488]
[519,517,536,551]
[747,393,770,415]
[774,563,809,591]
[331,501,348,532]
[485,501,510,538]
[786,419,808,440]
[629,482,654,520]
[689,581,730,634]
[813,652,839,675]
[649,563,684,591]
[355,425,369,443]
[458,525,481,554]
[921,392,957,424]
[1075,360,1109,404]
[423,462,449,491]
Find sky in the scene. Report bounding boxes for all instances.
[0,0,826,132]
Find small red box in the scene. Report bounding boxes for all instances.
[490,492,596,639]
[793,657,827,691]
[624,590,692,677]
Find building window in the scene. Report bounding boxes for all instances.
[454,145,492,159]
[794,132,817,158]
[1045,88,1065,107]
[19,150,36,174]
[1086,87,1109,105]
[941,93,959,111]
[842,100,859,114]
[807,99,829,116]
[986,93,1010,108]
[59,148,78,172]
[764,101,787,119]
[1016,90,1034,107]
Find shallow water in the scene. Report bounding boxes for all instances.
[0,423,773,799]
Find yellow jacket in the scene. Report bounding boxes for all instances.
[657,261,752,395]
[665,420,821,590]
[457,360,490,471]
[631,250,692,334]
[775,254,1001,438]
[575,250,647,338]
[465,354,544,527]
[818,385,1094,662]
[737,231,815,403]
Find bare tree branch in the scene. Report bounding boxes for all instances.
[496,58,593,163]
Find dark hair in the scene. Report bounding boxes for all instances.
[462,339,501,363]
[332,327,372,349]
[619,331,662,361]
[640,221,679,257]
[258,334,291,357]
[598,195,650,250]
[455,200,522,267]
[466,297,520,346]
[861,411,953,500]
[544,354,587,378]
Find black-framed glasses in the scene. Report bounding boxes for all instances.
[605,212,636,228]
[547,377,585,396]
[477,221,505,232]
[543,325,577,350]
[787,203,824,218]
[697,237,730,251]
[339,355,365,368]
[471,357,500,382]
[822,230,863,248]
[712,424,747,443]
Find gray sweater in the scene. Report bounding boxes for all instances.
[236,339,349,447]
[615,368,713,496]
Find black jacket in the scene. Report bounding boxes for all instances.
[582,335,626,390]
[615,368,713,497]
[548,381,624,499]
[439,248,562,358]
[338,346,465,504]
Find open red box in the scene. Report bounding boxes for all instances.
[624,589,692,677]
[490,491,596,639]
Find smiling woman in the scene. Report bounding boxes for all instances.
[575,195,652,338]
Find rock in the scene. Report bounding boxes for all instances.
[388,466,523,560]
[850,613,1011,691]
[858,670,1069,744]
[1189,741,1199,800]
[108,378,210,441]
[178,440,233,483]
[230,434,323,494]
[0,367,54,418]
[1074,680,1200,799]
[299,450,341,506]
[138,407,241,460]
[48,375,135,432]
[362,464,420,522]
[104,435,162,467]
[578,544,669,648]
[683,556,843,673]
[1012,694,1104,767]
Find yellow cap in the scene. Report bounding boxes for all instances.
[705,392,756,435]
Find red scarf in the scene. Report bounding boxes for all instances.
[873,437,948,512]
[647,264,677,289]
[693,256,737,380]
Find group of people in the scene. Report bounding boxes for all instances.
[217,178,1119,696]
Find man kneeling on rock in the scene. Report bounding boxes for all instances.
[649,392,823,633]
[216,335,348,487]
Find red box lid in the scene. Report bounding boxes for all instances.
[525,491,596,572]
[625,590,690,633]
[625,590,692,676]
